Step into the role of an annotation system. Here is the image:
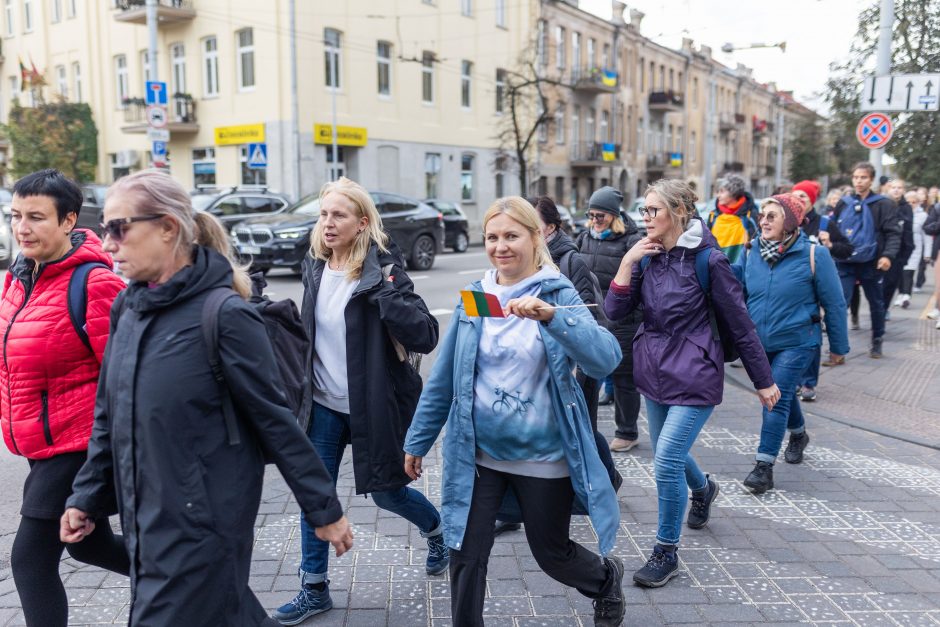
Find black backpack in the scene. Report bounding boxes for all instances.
[202,273,309,453]
[67,261,113,353]
[558,249,607,325]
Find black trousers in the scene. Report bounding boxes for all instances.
[612,334,640,441]
[450,465,613,626]
[900,269,914,296]
[576,369,599,430]
[883,262,904,306]
[850,283,860,318]
[916,258,928,289]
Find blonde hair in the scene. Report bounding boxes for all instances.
[310,177,389,280]
[644,178,699,231]
[610,216,626,234]
[107,169,250,298]
[482,197,557,272]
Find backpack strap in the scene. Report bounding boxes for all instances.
[694,249,721,342]
[810,244,816,276]
[560,250,573,279]
[639,256,651,272]
[67,262,111,354]
[201,287,242,446]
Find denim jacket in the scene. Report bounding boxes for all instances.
[404,275,623,555]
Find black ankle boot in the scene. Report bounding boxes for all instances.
[743,461,774,494]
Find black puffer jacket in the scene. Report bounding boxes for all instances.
[300,242,439,495]
[548,231,603,321]
[576,216,643,336]
[893,199,915,266]
[67,246,343,627]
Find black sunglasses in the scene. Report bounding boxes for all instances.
[640,205,663,218]
[99,215,163,243]
[587,211,610,220]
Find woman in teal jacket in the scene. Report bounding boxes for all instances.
[404,197,625,627]
[735,194,849,494]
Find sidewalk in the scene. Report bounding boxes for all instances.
[0,299,939,624]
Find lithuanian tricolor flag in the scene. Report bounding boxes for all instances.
[460,290,505,318]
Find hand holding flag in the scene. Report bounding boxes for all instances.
[460,290,597,321]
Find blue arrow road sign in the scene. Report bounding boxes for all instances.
[247,142,267,169]
[146,81,168,105]
[152,141,167,158]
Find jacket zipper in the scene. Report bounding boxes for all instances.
[39,391,53,446]
[3,270,42,455]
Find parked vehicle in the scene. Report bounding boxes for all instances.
[233,190,445,273]
[424,199,470,252]
[0,212,12,269]
[75,184,109,235]
[0,188,12,224]
[555,204,577,236]
[195,187,291,232]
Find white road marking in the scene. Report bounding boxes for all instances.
[458,268,489,275]
[409,275,430,280]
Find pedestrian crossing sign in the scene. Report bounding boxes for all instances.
[247,142,267,169]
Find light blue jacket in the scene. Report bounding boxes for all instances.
[734,233,850,356]
[404,275,623,555]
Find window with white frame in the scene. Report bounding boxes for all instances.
[602,43,609,69]
[4,0,12,35]
[376,41,391,96]
[324,28,341,89]
[571,32,581,78]
[50,0,60,22]
[115,54,128,108]
[555,106,565,144]
[9,76,17,103]
[141,50,151,86]
[572,105,580,147]
[55,64,66,97]
[71,61,81,102]
[537,100,547,142]
[587,38,595,69]
[460,0,471,17]
[171,43,186,117]
[421,51,434,104]
[236,28,254,90]
[690,131,696,162]
[460,153,475,201]
[600,110,609,142]
[460,60,472,109]
[495,0,505,27]
[23,0,32,32]
[495,68,505,114]
[554,26,565,70]
[192,147,216,187]
[202,36,219,97]
[67,0,74,17]
[424,153,441,198]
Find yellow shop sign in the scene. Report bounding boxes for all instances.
[214,124,265,146]
[314,124,368,147]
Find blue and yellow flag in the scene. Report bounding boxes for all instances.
[601,143,616,161]
[601,70,617,87]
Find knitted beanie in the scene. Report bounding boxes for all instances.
[588,186,624,217]
[792,180,820,206]
[768,193,807,233]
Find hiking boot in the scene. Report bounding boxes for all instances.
[493,520,522,537]
[851,314,860,330]
[593,556,625,626]
[609,438,638,452]
[687,475,719,529]
[784,432,810,464]
[799,386,817,402]
[870,337,883,359]
[743,461,774,494]
[632,544,679,588]
[273,583,333,625]
[426,532,450,576]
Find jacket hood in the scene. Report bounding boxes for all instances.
[668,216,716,256]
[123,245,235,313]
[11,228,114,282]
[547,231,579,262]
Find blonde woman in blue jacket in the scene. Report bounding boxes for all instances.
[403,197,626,627]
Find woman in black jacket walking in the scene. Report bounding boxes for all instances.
[274,177,443,625]
[61,170,352,627]
[577,186,643,452]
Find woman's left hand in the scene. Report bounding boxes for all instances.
[757,384,781,411]
[505,296,554,322]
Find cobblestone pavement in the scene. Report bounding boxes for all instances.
[1,296,939,625]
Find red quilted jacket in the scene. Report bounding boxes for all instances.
[0,230,125,459]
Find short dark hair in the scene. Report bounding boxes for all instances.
[851,162,876,179]
[526,195,562,231]
[12,169,83,223]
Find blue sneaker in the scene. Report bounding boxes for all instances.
[426,532,450,576]
[272,583,332,625]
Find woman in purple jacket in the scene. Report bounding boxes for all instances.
[605,179,779,588]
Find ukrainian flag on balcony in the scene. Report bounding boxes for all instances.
[601,143,616,161]
[602,70,618,87]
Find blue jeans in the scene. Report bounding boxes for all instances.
[300,402,442,584]
[756,348,814,464]
[837,262,885,340]
[645,400,714,546]
[800,345,821,388]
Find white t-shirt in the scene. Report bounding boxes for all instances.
[311,266,360,414]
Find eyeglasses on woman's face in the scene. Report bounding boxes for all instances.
[587,211,610,221]
[640,205,663,219]
[758,211,781,223]
[99,215,163,243]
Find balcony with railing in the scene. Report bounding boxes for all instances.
[648,90,683,112]
[752,117,776,137]
[571,67,618,94]
[646,151,683,173]
[570,142,620,167]
[120,94,199,134]
[719,112,746,132]
[722,161,745,173]
[115,0,196,25]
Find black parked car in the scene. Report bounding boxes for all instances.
[233,190,445,273]
[193,187,291,232]
[75,184,109,235]
[424,199,469,252]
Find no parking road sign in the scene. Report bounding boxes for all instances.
[856,112,893,149]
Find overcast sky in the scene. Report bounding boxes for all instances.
[580,0,872,113]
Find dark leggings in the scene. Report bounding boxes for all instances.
[12,516,129,627]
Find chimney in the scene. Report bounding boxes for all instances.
[629,9,644,30]
[699,44,712,58]
[681,38,694,53]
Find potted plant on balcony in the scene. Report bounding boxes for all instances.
[172,92,195,123]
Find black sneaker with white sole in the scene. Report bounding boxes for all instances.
[784,432,809,464]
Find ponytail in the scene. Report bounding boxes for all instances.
[194,211,251,299]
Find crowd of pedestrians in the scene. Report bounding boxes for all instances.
[0,163,936,626]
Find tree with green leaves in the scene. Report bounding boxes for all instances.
[788,120,834,182]
[1,97,99,182]
[826,0,940,184]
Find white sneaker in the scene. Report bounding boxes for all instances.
[913,287,924,294]
[929,308,940,321]
[893,296,904,307]
[900,294,911,309]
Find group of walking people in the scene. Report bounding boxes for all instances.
[0,162,922,626]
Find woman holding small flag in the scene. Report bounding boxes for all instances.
[274,177,443,625]
[404,197,627,627]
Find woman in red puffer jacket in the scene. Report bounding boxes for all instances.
[0,170,129,627]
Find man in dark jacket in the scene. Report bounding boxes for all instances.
[831,162,901,358]
[577,186,643,452]
[881,179,914,314]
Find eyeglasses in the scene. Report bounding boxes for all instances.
[640,205,662,219]
[99,215,163,243]
[758,212,780,223]
[587,212,610,221]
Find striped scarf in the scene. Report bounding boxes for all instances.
[758,232,797,266]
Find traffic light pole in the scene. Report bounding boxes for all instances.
[870,0,893,182]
